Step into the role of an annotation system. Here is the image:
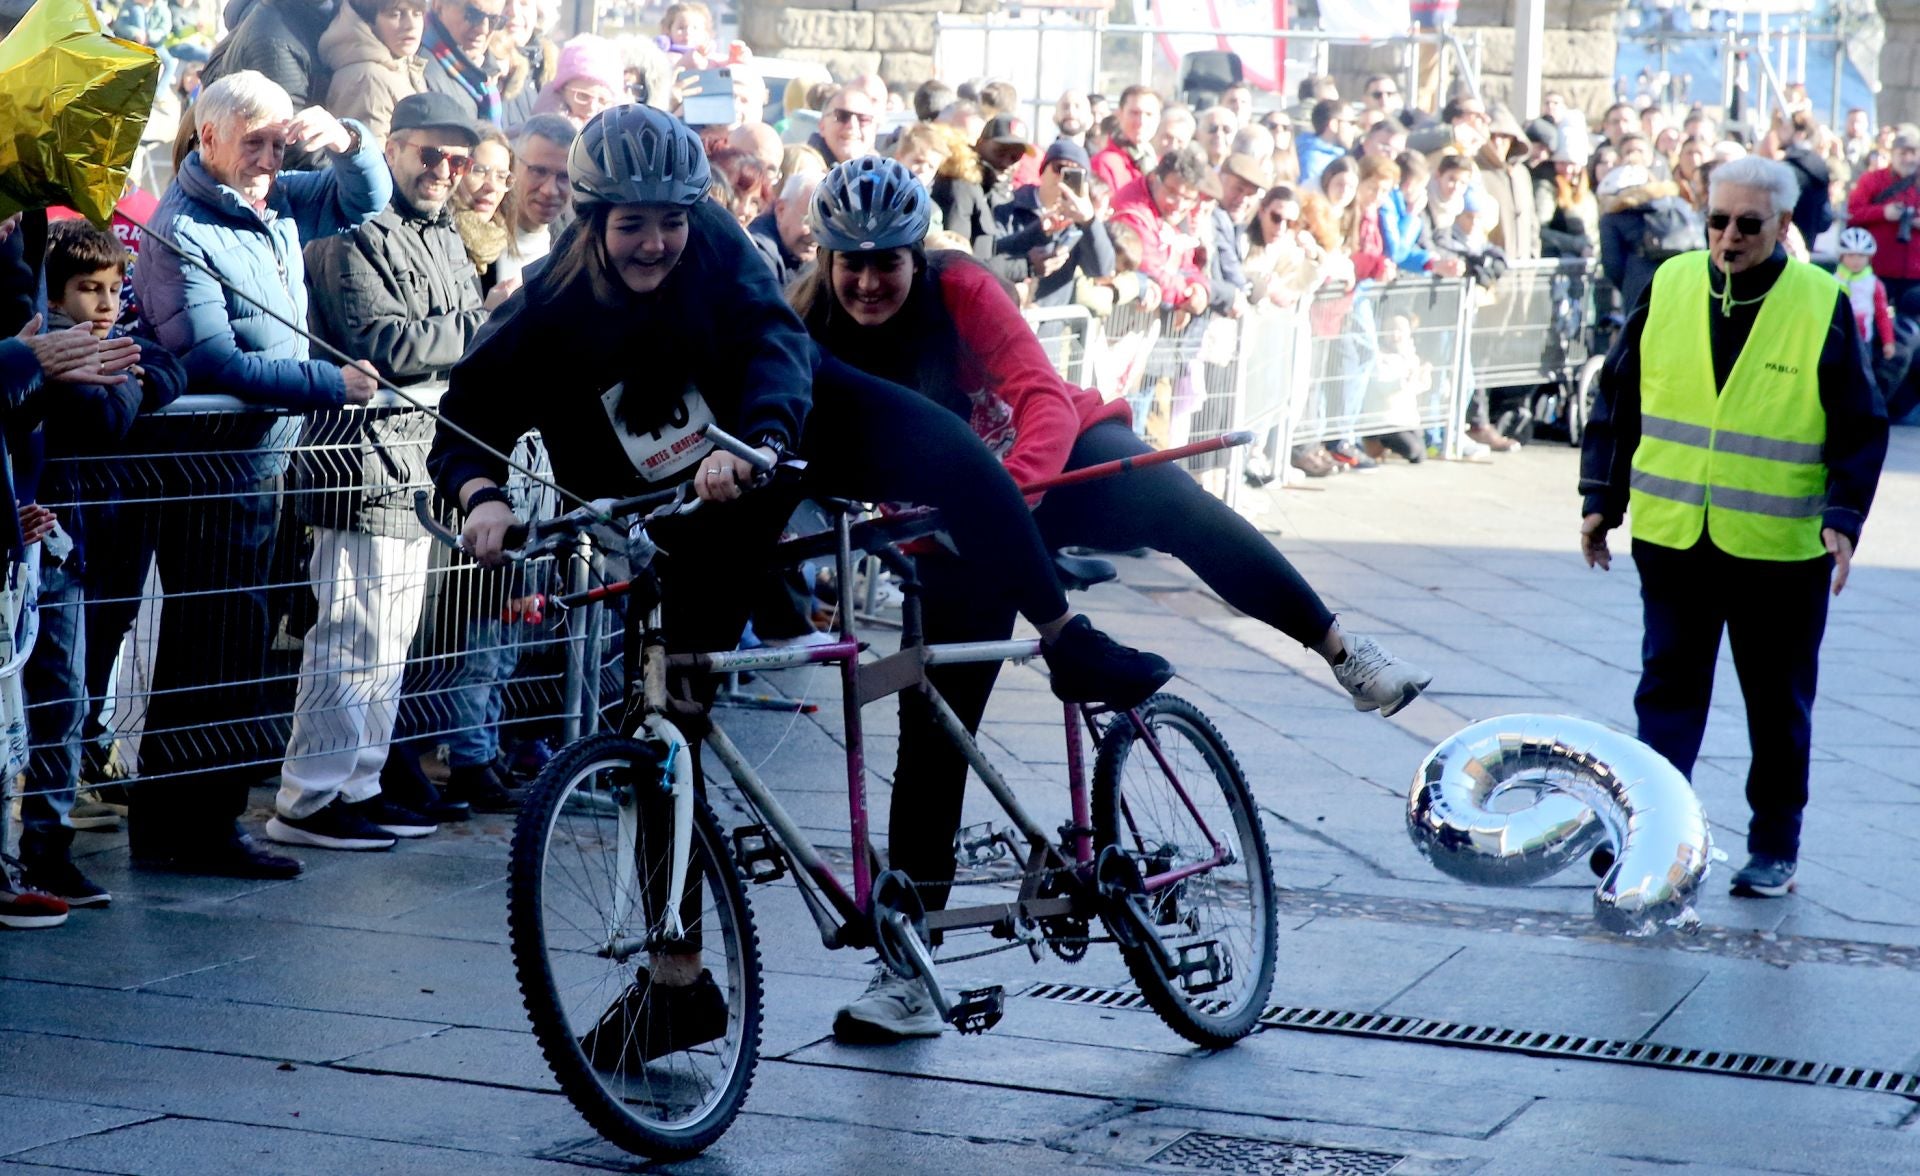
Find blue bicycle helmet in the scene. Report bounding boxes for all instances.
[809,156,932,252]
[569,105,710,208]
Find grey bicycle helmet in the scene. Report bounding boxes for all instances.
[569,105,710,208]
[809,156,932,252]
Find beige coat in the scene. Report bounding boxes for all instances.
[320,4,427,143]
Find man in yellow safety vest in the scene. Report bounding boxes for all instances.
[1577,155,1887,899]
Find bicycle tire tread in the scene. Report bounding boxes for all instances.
[506,732,764,1160]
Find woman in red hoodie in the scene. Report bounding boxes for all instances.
[791,157,1432,1042]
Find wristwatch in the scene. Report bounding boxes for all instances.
[337,123,361,156]
[464,486,512,513]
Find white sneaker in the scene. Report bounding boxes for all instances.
[832,963,945,1042]
[1454,436,1491,459]
[763,629,838,649]
[1333,635,1433,717]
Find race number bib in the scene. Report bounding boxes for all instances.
[601,382,716,483]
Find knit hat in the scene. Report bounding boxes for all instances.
[550,35,625,98]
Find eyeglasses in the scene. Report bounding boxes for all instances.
[828,108,875,127]
[460,2,502,28]
[519,161,567,190]
[1368,89,1397,99]
[1706,212,1768,237]
[415,144,473,175]
[467,163,509,182]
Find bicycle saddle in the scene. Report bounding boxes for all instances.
[1053,551,1119,592]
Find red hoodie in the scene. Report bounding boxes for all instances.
[1847,167,1920,283]
[1108,176,1209,310]
[933,259,1131,497]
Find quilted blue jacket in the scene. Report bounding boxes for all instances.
[133,124,388,478]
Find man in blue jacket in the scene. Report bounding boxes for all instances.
[132,69,388,879]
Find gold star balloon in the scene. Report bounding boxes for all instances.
[0,0,159,226]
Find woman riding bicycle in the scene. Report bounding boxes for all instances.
[789,156,1433,1042]
[426,107,1173,1059]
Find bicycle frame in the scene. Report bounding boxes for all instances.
[628,504,1233,955]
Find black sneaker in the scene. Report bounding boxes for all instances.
[264,801,397,851]
[345,797,438,839]
[20,858,111,908]
[1730,854,1796,898]
[446,763,518,813]
[1588,845,1615,878]
[578,968,730,1067]
[1041,615,1174,710]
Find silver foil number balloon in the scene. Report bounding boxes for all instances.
[1406,714,1714,937]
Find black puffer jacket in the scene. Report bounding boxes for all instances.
[203,0,334,108]
[299,192,486,537]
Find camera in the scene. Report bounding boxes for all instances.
[1898,204,1916,245]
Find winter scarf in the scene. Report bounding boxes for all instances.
[424,14,498,123]
[455,208,511,273]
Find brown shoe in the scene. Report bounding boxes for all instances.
[1467,424,1518,452]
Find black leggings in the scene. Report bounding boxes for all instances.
[649,356,1074,661]
[891,420,1337,910]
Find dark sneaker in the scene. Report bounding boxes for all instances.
[265,801,397,851]
[578,968,730,1067]
[1730,854,1796,898]
[446,763,518,813]
[1327,440,1379,471]
[20,858,111,908]
[1041,615,1173,710]
[345,797,438,839]
[1,860,69,929]
[137,833,304,880]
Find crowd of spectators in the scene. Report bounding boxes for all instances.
[4,0,1919,929]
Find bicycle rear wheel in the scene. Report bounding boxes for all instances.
[1092,694,1276,1048]
[508,733,762,1159]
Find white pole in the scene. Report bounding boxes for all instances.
[1512,0,1547,119]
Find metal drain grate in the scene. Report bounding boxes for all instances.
[1150,1131,1404,1174]
[1022,985,1920,1097]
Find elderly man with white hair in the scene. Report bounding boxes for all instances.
[130,69,388,880]
[1578,153,1887,901]
[746,170,820,287]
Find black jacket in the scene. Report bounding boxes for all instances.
[204,0,333,108]
[1580,248,1887,546]
[1782,145,1835,245]
[429,198,812,504]
[933,172,1024,285]
[746,211,808,290]
[301,192,486,538]
[992,185,1114,305]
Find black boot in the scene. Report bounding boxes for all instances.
[380,747,470,823]
[445,762,518,813]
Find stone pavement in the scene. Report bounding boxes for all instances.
[6,434,1920,1174]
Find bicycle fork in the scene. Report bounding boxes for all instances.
[607,714,698,954]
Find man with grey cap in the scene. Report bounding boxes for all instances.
[1845,123,1920,306]
[993,136,1114,307]
[270,91,492,853]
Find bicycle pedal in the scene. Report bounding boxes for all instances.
[1172,939,1233,996]
[955,822,1008,867]
[947,985,1005,1035]
[729,824,789,884]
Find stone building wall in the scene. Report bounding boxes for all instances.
[739,0,997,90]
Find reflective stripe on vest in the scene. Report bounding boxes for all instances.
[1629,252,1836,561]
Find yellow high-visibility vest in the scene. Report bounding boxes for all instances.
[1629,252,1837,561]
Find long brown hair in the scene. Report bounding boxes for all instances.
[537,202,628,304]
[1340,154,1399,248]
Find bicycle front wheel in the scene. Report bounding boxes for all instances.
[507,733,762,1159]
[1093,694,1276,1048]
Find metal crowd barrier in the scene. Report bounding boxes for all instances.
[4,389,597,840]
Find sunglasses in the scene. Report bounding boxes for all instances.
[1369,89,1397,99]
[460,2,502,27]
[415,144,473,175]
[829,108,875,127]
[1706,212,1768,236]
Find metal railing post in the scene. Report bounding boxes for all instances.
[1448,276,1473,462]
[562,533,593,745]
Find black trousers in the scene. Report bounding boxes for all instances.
[1631,536,1831,859]
[891,420,1338,910]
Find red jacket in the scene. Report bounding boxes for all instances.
[934,259,1130,497]
[1091,141,1145,194]
[1109,176,1209,310]
[1846,167,1920,282]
